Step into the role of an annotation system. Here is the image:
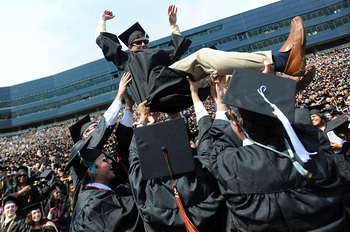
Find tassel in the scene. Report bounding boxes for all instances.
[173,184,199,232]
[162,148,199,232]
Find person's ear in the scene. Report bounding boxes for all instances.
[230,120,243,132]
[87,167,91,176]
[128,45,133,51]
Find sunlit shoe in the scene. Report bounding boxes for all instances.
[279,16,306,76]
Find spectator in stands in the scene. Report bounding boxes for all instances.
[8,166,41,211]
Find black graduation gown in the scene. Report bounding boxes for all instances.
[44,196,71,232]
[202,119,349,231]
[68,117,114,210]
[96,32,193,113]
[128,135,227,232]
[8,184,41,211]
[1,216,25,232]
[1,177,11,200]
[69,185,144,232]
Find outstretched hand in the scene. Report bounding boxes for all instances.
[101,10,115,21]
[116,72,132,101]
[168,5,177,26]
[186,76,201,104]
[214,75,229,104]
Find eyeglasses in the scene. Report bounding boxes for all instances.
[132,39,149,46]
[94,155,109,166]
[18,174,28,178]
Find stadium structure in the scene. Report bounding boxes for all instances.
[0,0,349,134]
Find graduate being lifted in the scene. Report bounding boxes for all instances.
[96,5,314,113]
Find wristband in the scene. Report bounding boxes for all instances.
[125,106,132,111]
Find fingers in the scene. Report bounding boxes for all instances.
[225,76,231,88]
[139,100,148,107]
[121,72,132,85]
[262,60,275,74]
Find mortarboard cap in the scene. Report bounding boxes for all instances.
[222,68,296,122]
[16,166,28,176]
[65,139,89,178]
[44,179,66,198]
[39,169,53,180]
[294,107,313,126]
[65,137,103,175]
[308,104,324,116]
[133,118,195,180]
[69,115,94,144]
[20,203,41,218]
[119,22,149,46]
[3,195,19,207]
[325,113,350,133]
[223,68,317,163]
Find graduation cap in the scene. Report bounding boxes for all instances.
[16,166,28,176]
[222,68,317,163]
[308,104,324,117]
[38,169,53,180]
[69,115,94,144]
[325,113,350,133]
[118,22,149,46]
[73,138,105,183]
[3,195,19,207]
[134,119,199,231]
[222,68,296,122]
[20,202,41,218]
[294,107,312,126]
[44,179,66,198]
[133,118,195,180]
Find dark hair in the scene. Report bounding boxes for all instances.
[25,209,48,232]
[227,106,288,144]
[129,33,144,45]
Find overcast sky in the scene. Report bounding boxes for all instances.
[0,0,279,87]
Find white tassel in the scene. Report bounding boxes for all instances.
[257,86,317,162]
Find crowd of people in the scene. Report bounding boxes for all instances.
[1,4,350,232]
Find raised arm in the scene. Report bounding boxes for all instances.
[168,5,181,35]
[96,10,115,39]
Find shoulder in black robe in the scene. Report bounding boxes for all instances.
[1,216,25,232]
[128,134,227,232]
[70,185,144,232]
[96,32,193,113]
[201,120,349,231]
[8,184,41,211]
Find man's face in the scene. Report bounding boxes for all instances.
[128,36,149,52]
[324,113,333,121]
[4,203,17,218]
[94,154,115,183]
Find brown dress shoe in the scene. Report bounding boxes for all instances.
[279,16,306,76]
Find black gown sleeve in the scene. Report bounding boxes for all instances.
[96,32,129,69]
[71,189,143,232]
